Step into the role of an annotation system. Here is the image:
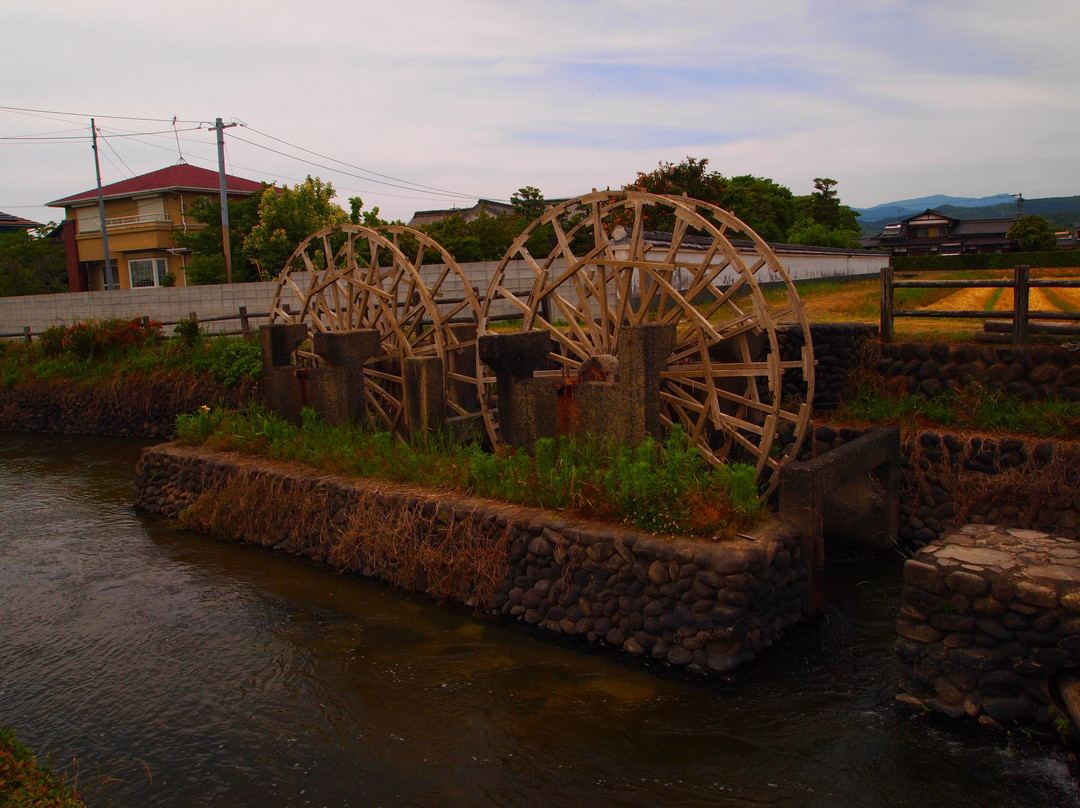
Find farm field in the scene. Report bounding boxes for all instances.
[787,267,1080,342]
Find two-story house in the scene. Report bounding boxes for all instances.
[861,209,1017,256]
[47,162,265,292]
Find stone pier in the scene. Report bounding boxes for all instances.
[896,524,1080,739]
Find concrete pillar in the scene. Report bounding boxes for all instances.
[616,322,676,442]
[259,323,308,376]
[259,323,309,424]
[312,329,384,423]
[478,331,556,452]
[404,356,446,441]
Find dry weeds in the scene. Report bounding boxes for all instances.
[179,469,512,607]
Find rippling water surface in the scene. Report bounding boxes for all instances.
[1,433,1078,807]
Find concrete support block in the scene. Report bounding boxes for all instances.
[505,379,558,451]
[478,331,556,452]
[313,329,384,422]
[259,323,308,377]
[264,367,304,425]
[778,426,901,618]
[404,356,446,441]
[306,366,348,425]
[616,323,676,442]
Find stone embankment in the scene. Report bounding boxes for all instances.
[875,341,1080,402]
[897,524,1080,739]
[0,376,250,438]
[805,425,1079,549]
[779,323,878,410]
[134,442,807,675]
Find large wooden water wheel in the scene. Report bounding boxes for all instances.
[269,224,482,435]
[477,190,814,495]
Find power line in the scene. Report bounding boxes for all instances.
[0,105,202,125]
[241,125,498,201]
[227,131,479,201]
[0,126,203,142]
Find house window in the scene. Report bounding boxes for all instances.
[129,257,168,288]
[75,206,100,233]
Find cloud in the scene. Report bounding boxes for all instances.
[2,1,1078,225]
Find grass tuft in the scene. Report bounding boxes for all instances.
[176,406,765,539]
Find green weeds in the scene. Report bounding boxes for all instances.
[0,729,86,808]
[0,321,262,390]
[177,407,765,539]
[834,377,1080,439]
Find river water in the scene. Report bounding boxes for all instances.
[0,432,1078,808]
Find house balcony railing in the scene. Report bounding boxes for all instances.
[78,213,173,234]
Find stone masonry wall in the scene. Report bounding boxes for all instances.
[779,323,879,411]
[897,524,1080,739]
[134,442,807,675]
[874,341,1080,402]
[0,377,251,438]
[806,425,1080,550]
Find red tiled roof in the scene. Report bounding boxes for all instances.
[0,211,43,230]
[47,162,266,207]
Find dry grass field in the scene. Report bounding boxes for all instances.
[788,266,1080,342]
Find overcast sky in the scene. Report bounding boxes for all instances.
[3,0,1077,226]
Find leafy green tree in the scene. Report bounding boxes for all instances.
[784,221,860,249]
[243,176,349,277]
[419,212,520,263]
[348,196,388,228]
[173,192,264,285]
[1007,215,1058,251]
[721,175,796,242]
[622,157,728,231]
[511,186,547,220]
[0,225,68,297]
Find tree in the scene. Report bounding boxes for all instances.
[790,178,861,247]
[242,176,349,278]
[622,157,727,231]
[348,196,388,228]
[0,225,68,297]
[1007,215,1058,251]
[511,186,546,220]
[721,175,796,242]
[173,192,263,285]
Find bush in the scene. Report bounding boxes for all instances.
[57,318,161,360]
[38,326,66,357]
[173,316,203,346]
[205,336,262,386]
[893,251,1080,272]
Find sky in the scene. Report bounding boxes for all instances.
[2,0,1078,227]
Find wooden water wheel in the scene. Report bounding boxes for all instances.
[477,190,814,495]
[269,224,482,435]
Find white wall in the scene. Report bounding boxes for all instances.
[0,249,887,338]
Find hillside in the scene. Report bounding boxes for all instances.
[859,195,1080,236]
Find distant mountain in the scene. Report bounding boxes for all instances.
[854,194,1017,221]
[857,195,1080,236]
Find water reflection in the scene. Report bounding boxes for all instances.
[0,433,1076,807]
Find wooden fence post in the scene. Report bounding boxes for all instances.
[1012,264,1030,349]
[880,266,894,343]
[22,326,32,344]
[239,306,250,334]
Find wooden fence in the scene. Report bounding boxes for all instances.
[880,265,1080,348]
[0,306,270,343]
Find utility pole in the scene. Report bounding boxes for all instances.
[215,117,238,282]
[91,118,114,290]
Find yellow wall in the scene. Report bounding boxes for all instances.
[65,190,247,290]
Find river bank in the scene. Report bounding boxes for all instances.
[2,433,1077,807]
